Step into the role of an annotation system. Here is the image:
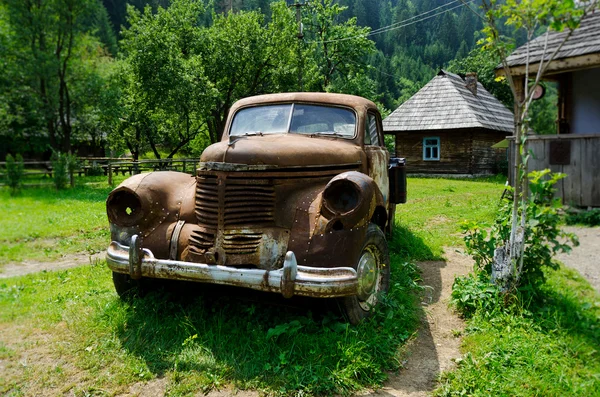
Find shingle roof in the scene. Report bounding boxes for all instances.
[382,70,514,133]
[504,11,600,68]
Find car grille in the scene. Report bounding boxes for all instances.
[190,174,275,255]
[222,231,262,254]
[224,182,275,227]
[195,175,219,228]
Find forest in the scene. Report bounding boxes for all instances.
[0,0,554,161]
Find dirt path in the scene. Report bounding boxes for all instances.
[362,248,473,397]
[0,253,104,279]
[556,226,600,292]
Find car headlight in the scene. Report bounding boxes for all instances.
[106,188,144,227]
[323,179,361,215]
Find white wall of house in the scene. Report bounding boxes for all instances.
[571,67,600,134]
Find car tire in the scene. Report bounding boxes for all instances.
[112,272,151,299]
[342,223,391,324]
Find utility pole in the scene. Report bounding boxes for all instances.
[290,1,306,91]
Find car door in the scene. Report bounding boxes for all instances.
[363,110,389,205]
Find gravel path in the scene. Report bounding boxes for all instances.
[556,226,600,292]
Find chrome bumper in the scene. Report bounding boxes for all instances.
[106,235,358,298]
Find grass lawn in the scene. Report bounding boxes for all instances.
[0,176,127,267]
[395,176,506,260]
[435,265,600,396]
[6,174,596,396]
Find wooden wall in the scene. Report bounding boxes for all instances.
[394,128,507,174]
[510,134,600,207]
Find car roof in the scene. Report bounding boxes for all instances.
[229,92,379,114]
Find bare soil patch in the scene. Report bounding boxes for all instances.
[0,252,103,279]
[556,226,600,292]
[363,248,473,397]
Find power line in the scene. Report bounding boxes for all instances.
[369,0,462,35]
[456,0,486,21]
[307,0,476,45]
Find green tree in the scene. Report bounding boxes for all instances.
[200,2,299,142]
[303,0,375,91]
[4,0,111,153]
[120,0,216,158]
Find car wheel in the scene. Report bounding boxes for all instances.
[112,272,151,299]
[342,223,391,324]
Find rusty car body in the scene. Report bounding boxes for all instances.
[105,92,406,323]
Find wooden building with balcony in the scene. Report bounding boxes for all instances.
[382,70,513,175]
[497,11,600,207]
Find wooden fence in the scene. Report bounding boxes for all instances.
[0,157,199,186]
[509,134,600,207]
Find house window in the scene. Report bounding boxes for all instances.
[423,137,440,161]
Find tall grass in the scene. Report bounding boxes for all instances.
[0,251,422,396]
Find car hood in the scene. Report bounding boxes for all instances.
[200,134,364,168]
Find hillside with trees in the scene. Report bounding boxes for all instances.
[1,0,545,160]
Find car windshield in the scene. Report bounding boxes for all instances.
[229,104,356,139]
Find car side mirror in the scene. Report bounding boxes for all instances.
[388,157,406,204]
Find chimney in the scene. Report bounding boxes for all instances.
[465,72,478,95]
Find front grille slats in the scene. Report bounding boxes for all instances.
[222,233,262,254]
[192,177,218,247]
[224,206,274,214]
[224,184,275,227]
[189,229,215,250]
[189,173,276,255]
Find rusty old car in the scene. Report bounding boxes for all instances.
[105,92,406,323]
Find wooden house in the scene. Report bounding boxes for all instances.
[497,11,600,207]
[383,70,513,175]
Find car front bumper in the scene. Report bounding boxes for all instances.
[106,235,359,298]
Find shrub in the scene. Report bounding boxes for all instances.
[5,153,25,194]
[461,170,578,291]
[451,272,501,318]
[51,151,79,189]
[87,161,104,176]
[565,208,600,227]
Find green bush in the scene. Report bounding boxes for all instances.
[87,161,104,176]
[565,208,600,227]
[5,153,24,194]
[51,151,79,189]
[451,272,501,318]
[461,170,578,291]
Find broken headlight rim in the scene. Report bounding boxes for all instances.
[322,179,361,217]
[106,188,145,227]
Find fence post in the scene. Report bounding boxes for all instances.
[133,160,139,175]
[108,159,113,186]
[182,159,186,174]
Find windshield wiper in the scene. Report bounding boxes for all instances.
[229,132,264,146]
[309,131,347,138]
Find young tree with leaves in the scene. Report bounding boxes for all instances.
[475,0,595,290]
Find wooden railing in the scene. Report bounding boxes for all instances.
[0,157,200,186]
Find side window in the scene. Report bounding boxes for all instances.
[364,112,380,146]
[423,137,440,161]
